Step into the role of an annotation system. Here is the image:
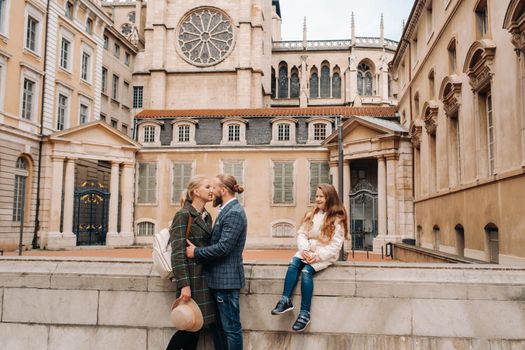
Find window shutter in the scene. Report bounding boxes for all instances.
[273,163,284,203]
[147,163,157,203]
[172,163,192,203]
[284,162,294,203]
[138,163,146,203]
[310,162,330,203]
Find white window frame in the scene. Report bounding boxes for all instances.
[101,67,108,94]
[133,86,143,109]
[80,44,93,84]
[55,84,72,131]
[136,162,158,205]
[271,117,297,145]
[58,28,74,72]
[0,0,11,37]
[19,67,41,122]
[85,17,93,34]
[220,118,247,145]
[0,55,6,111]
[136,220,156,236]
[23,4,43,56]
[64,0,74,20]
[171,161,194,204]
[139,122,161,147]
[272,160,295,206]
[171,119,197,146]
[221,159,245,205]
[78,97,91,125]
[271,219,296,238]
[307,117,333,143]
[486,92,495,175]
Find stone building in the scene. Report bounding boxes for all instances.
[391,0,525,264]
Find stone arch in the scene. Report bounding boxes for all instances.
[409,120,423,149]
[484,222,499,263]
[422,100,439,135]
[310,66,319,98]
[290,66,300,98]
[504,0,525,51]
[357,59,375,96]
[332,65,341,98]
[463,39,496,92]
[438,75,462,118]
[278,61,289,98]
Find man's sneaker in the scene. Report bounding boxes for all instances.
[292,311,310,332]
[271,296,294,315]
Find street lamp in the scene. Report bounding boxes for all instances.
[335,115,347,261]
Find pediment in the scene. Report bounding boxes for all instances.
[323,116,406,145]
[49,121,140,150]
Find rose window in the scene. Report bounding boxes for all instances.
[177,8,235,67]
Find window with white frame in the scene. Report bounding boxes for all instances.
[172,162,193,203]
[228,124,240,141]
[313,123,327,140]
[112,74,119,100]
[309,161,330,203]
[21,78,35,120]
[12,157,29,222]
[223,160,244,204]
[79,103,88,124]
[65,1,74,19]
[486,92,495,175]
[273,161,294,204]
[277,123,290,141]
[137,221,155,236]
[25,15,39,52]
[80,46,93,83]
[138,162,157,204]
[178,125,190,142]
[307,118,332,143]
[57,93,68,130]
[133,86,143,108]
[85,18,93,34]
[0,0,10,36]
[101,67,107,94]
[143,125,155,143]
[221,119,247,145]
[60,37,71,70]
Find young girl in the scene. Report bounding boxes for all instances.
[167,175,216,350]
[271,183,349,332]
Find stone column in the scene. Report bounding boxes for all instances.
[521,53,525,167]
[118,162,135,246]
[106,161,120,242]
[61,158,76,241]
[343,159,351,216]
[373,156,387,252]
[300,55,308,107]
[386,155,398,238]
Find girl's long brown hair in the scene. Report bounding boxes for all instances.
[300,183,349,242]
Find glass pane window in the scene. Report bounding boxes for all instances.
[178,125,190,142]
[277,123,290,141]
[101,67,107,93]
[103,35,109,50]
[332,73,341,98]
[228,124,240,141]
[60,38,71,70]
[487,93,494,174]
[12,175,26,221]
[81,52,90,81]
[143,126,155,143]
[112,75,119,100]
[309,161,330,203]
[172,163,192,203]
[79,104,88,124]
[85,18,93,34]
[138,163,157,203]
[137,222,154,236]
[320,65,331,98]
[114,44,120,58]
[133,86,143,108]
[26,16,38,52]
[125,52,130,66]
[65,1,74,19]
[290,72,300,98]
[313,123,327,141]
[22,79,35,120]
[358,63,373,96]
[278,65,288,98]
[57,94,68,130]
[273,161,294,204]
[310,72,319,98]
[0,0,6,33]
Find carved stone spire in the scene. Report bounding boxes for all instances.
[351,12,356,46]
[302,16,307,50]
[380,13,384,46]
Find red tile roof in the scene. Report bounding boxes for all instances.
[136,107,398,119]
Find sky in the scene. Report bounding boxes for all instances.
[279,0,415,42]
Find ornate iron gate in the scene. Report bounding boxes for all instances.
[349,179,378,250]
[73,181,109,245]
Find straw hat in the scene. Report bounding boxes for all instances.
[170,296,204,332]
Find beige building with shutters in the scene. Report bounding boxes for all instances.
[391,0,525,265]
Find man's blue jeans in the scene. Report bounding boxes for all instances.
[282,256,316,312]
[211,289,243,350]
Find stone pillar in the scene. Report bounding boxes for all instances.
[343,159,351,216]
[373,156,388,252]
[115,162,135,246]
[386,155,398,238]
[300,55,308,107]
[61,158,76,239]
[521,53,525,167]
[381,67,389,102]
[106,161,120,242]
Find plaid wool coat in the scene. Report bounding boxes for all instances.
[169,202,215,326]
[194,199,247,290]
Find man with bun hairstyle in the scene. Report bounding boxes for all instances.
[186,174,247,350]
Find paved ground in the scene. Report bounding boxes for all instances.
[3,247,393,262]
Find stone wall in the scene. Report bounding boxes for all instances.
[0,257,524,349]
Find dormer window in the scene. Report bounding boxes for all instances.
[271,117,297,145]
[307,117,333,143]
[139,122,161,146]
[221,118,247,145]
[171,119,197,146]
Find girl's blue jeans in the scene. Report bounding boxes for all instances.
[282,256,316,312]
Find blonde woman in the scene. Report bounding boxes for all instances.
[167,175,215,350]
[271,183,349,332]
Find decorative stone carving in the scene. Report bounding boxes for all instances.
[439,76,462,118]
[463,40,496,92]
[177,7,235,67]
[409,122,423,149]
[422,101,439,135]
[504,0,525,52]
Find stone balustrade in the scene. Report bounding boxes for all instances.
[272,38,398,51]
[0,257,524,349]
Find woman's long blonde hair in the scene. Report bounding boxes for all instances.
[300,183,349,242]
[179,175,209,207]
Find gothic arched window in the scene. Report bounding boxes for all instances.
[320,64,331,98]
[332,72,341,98]
[358,63,373,96]
[278,63,289,99]
[310,68,319,98]
[271,67,276,98]
[290,67,300,98]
